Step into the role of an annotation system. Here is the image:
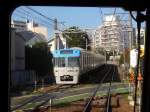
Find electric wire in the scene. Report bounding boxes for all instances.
[25,6,66,27]
[99,8,104,23]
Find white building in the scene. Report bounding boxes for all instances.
[48,31,67,52]
[84,29,96,51]
[11,19,48,41]
[27,20,48,40]
[11,20,28,31]
[93,15,131,53]
[93,26,102,49]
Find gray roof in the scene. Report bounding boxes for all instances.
[14,30,47,46]
[16,30,47,42]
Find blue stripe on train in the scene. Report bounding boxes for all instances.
[52,49,81,57]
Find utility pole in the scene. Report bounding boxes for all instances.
[105,50,107,64]
[86,37,88,51]
[54,18,59,50]
[123,30,126,81]
[49,98,52,112]
[128,13,133,49]
[54,18,58,30]
[34,74,37,92]
[113,48,115,64]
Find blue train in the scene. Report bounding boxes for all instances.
[52,47,105,84]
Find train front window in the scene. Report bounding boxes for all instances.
[54,57,65,67]
[68,57,79,67]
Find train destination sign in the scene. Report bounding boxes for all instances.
[60,50,73,54]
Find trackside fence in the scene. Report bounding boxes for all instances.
[11,70,37,87]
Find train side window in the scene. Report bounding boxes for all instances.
[68,57,79,67]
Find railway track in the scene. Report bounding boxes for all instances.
[11,65,118,112]
[105,65,116,112]
[83,65,116,112]
[11,84,74,111]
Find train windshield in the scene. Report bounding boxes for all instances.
[54,57,65,67]
[68,57,79,67]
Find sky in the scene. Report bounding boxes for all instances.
[12,6,137,39]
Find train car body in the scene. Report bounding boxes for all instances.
[52,47,105,84]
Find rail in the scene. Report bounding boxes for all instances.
[11,84,63,111]
[83,65,113,112]
[105,66,115,112]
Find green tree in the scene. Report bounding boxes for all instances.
[63,26,90,50]
[25,41,54,79]
[124,48,130,64]
[119,53,124,65]
[94,47,105,55]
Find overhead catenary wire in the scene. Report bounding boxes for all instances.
[99,8,104,23]
[12,14,54,29]
[25,6,55,22]
[12,10,55,38]
[14,8,54,27]
[20,7,54,27]
[25,6,66,27]
[13,6,66,32]
[12,13,27,20]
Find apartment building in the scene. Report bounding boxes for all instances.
[93,15,132,53]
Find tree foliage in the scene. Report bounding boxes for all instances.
[63,26,90,50]
[94,47,105,55]
[119,48,130,65]
[25,41,54,78]
[119,53,124,65]
[124,48,130,64]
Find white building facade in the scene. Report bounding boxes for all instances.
[11,19,48,41]
[48,31,67,52]
[92,15,131,53]
[84,29,96,51]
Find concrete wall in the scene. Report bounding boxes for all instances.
[15,33,25,70]
[11,29,37,87]
[11,29,25,71]
[11,29,15,71]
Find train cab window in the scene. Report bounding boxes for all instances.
[68,57,79,67]
[54,57,65,67]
